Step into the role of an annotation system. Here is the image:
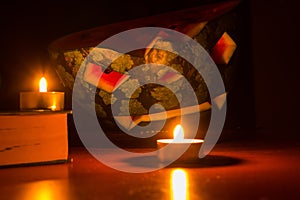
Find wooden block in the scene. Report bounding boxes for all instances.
[0,111,69,167]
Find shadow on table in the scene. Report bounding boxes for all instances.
[168,155,243,168]
[123,155,243,169]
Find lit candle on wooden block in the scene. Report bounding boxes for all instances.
[157,124,203,163]
[20,77,64,111]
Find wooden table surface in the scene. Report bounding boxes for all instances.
[1,135,300,200]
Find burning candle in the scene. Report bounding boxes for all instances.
[157,124,203,163]
[20,77,64,111]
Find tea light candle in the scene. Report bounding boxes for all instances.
[20,77,64,111]
[157,124,204,163]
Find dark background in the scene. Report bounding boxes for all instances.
[0,0,298,138]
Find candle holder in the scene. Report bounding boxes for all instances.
[20,91,64,111]
[157,125,204,163]
[19,77,65,111]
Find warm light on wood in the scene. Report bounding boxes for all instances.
[39,77,47,92]
[173,124,184,141]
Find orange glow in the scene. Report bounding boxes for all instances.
[39,77,47,92]
[171,169,189,200]
[173,124,184,141]
[50,105,56,111]
[21,180,63,200]
[50,94,57,111]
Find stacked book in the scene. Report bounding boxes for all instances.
[0,111,68,167]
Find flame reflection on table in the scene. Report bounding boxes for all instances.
[171,169,189,200]
[19,180,69,200]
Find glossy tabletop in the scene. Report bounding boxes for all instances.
[1,136,300,200]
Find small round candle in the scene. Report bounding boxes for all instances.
[20,77,64,111]
[157,124,204,163]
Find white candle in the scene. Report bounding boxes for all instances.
[20,77,64,111]
[157,124,203,163]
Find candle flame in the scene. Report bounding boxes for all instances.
[39,77,47,92]
[171,169,188,200]
[173,124,184,141]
